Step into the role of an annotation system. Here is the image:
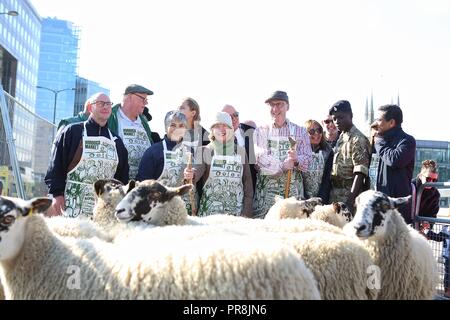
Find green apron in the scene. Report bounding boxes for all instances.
[64,123,118,218]
[199,153,244,216]
[301,150,325,199]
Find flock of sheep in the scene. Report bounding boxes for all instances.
[0,178,439,300]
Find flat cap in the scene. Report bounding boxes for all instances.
[329,100,352,115]
[124,84,154,96]
[265,90,289,104]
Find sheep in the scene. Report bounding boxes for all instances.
[0,195,321,300]
[310,202,353,228]
[115,179,193,226]
[343,190,439,300]
[264,196,322,220]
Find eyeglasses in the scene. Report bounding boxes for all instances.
[230,112,239,118]
[93,101,113,108]
[269,102,286,109]
[323,119,333,124]
[425,177,438,183]
[131,93,148,104]
[308,128,323,135]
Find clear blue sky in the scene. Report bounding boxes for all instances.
[31,0,450,141]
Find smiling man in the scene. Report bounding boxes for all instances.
[108,84,155,179]
[253,91,312,218]
[329,100,370,213]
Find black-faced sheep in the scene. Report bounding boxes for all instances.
[343,190,438,300]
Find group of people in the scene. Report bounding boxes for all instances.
[44,86,442,223]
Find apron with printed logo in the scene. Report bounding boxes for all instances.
[158,140,197,215]
[64,124,118,218]
[121,123,151,180]
[198,153,244,216]
[253,133,304,218]
[301,150,325,199]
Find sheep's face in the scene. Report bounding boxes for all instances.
[270,196,322,219]
[0,196,51,260]
[346,190,410,239]
[332,202,353,223]
[94,179,136,208]
[115,180,192,223]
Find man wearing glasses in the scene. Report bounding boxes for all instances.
[222,104,257,192]
[373,104,416,223]
[253,91,313,218]
[321,115,340,149]
[45,92,129,217]
[108,84,155,179]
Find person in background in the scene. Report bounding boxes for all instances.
[253,90,312,218]
[0,180,3,196]
[373,104,416,224]
[322,114,340,149]
[184,112,253,217]
[329,100,370,213]
[302,120,333,204]
[57,98,90,131]
[222,104,257,192]
[412,160,440,222]
[243,120,256,129]
[108,84,155,179]
[45,93,129,218]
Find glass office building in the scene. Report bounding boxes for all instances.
[0,0,41,167]
[36,17,79,124]
[74,76,110,115]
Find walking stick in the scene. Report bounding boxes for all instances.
[284,137,297,198]
[187,152,197,216]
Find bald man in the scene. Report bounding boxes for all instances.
[222,104,257,192]
[45,92,129,218]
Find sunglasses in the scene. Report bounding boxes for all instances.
[323,119,333,124]
[425,177,437,183]
[308,128,323,135]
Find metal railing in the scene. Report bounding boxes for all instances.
[413,181,450,299]
[0,86,56,199]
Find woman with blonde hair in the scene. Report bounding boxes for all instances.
[301,119,334,204]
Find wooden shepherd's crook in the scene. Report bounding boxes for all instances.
[284,137,297,199]
[187,152,197,216]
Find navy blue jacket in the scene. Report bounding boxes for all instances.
[45,117,129,197]
[136,135,179,181]
[374,126,416,223]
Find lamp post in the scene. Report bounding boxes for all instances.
[0,10,19,16]
[36,86,76,141]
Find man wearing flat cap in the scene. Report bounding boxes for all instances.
[329,100,370,212]
[253,90,313,218]
[108,84,155,179]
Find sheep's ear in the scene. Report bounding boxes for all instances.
[332,202,341,213]
[94,179,107,196]
[23,197,52,216]
[388,195,411,209]
[175,184,193,196]
[125,180,136,194]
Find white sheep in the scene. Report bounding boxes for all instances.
[264,196,322,220]
[0,196,321,300]
[343,190,439,300]
[310,202,353,228]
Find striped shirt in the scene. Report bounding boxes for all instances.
[255,119,312,174]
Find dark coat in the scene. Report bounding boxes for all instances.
[411,177,440,218]
[374,126,416,223]
[239,123,257,192]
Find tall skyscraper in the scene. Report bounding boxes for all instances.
[36,17,79,124]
